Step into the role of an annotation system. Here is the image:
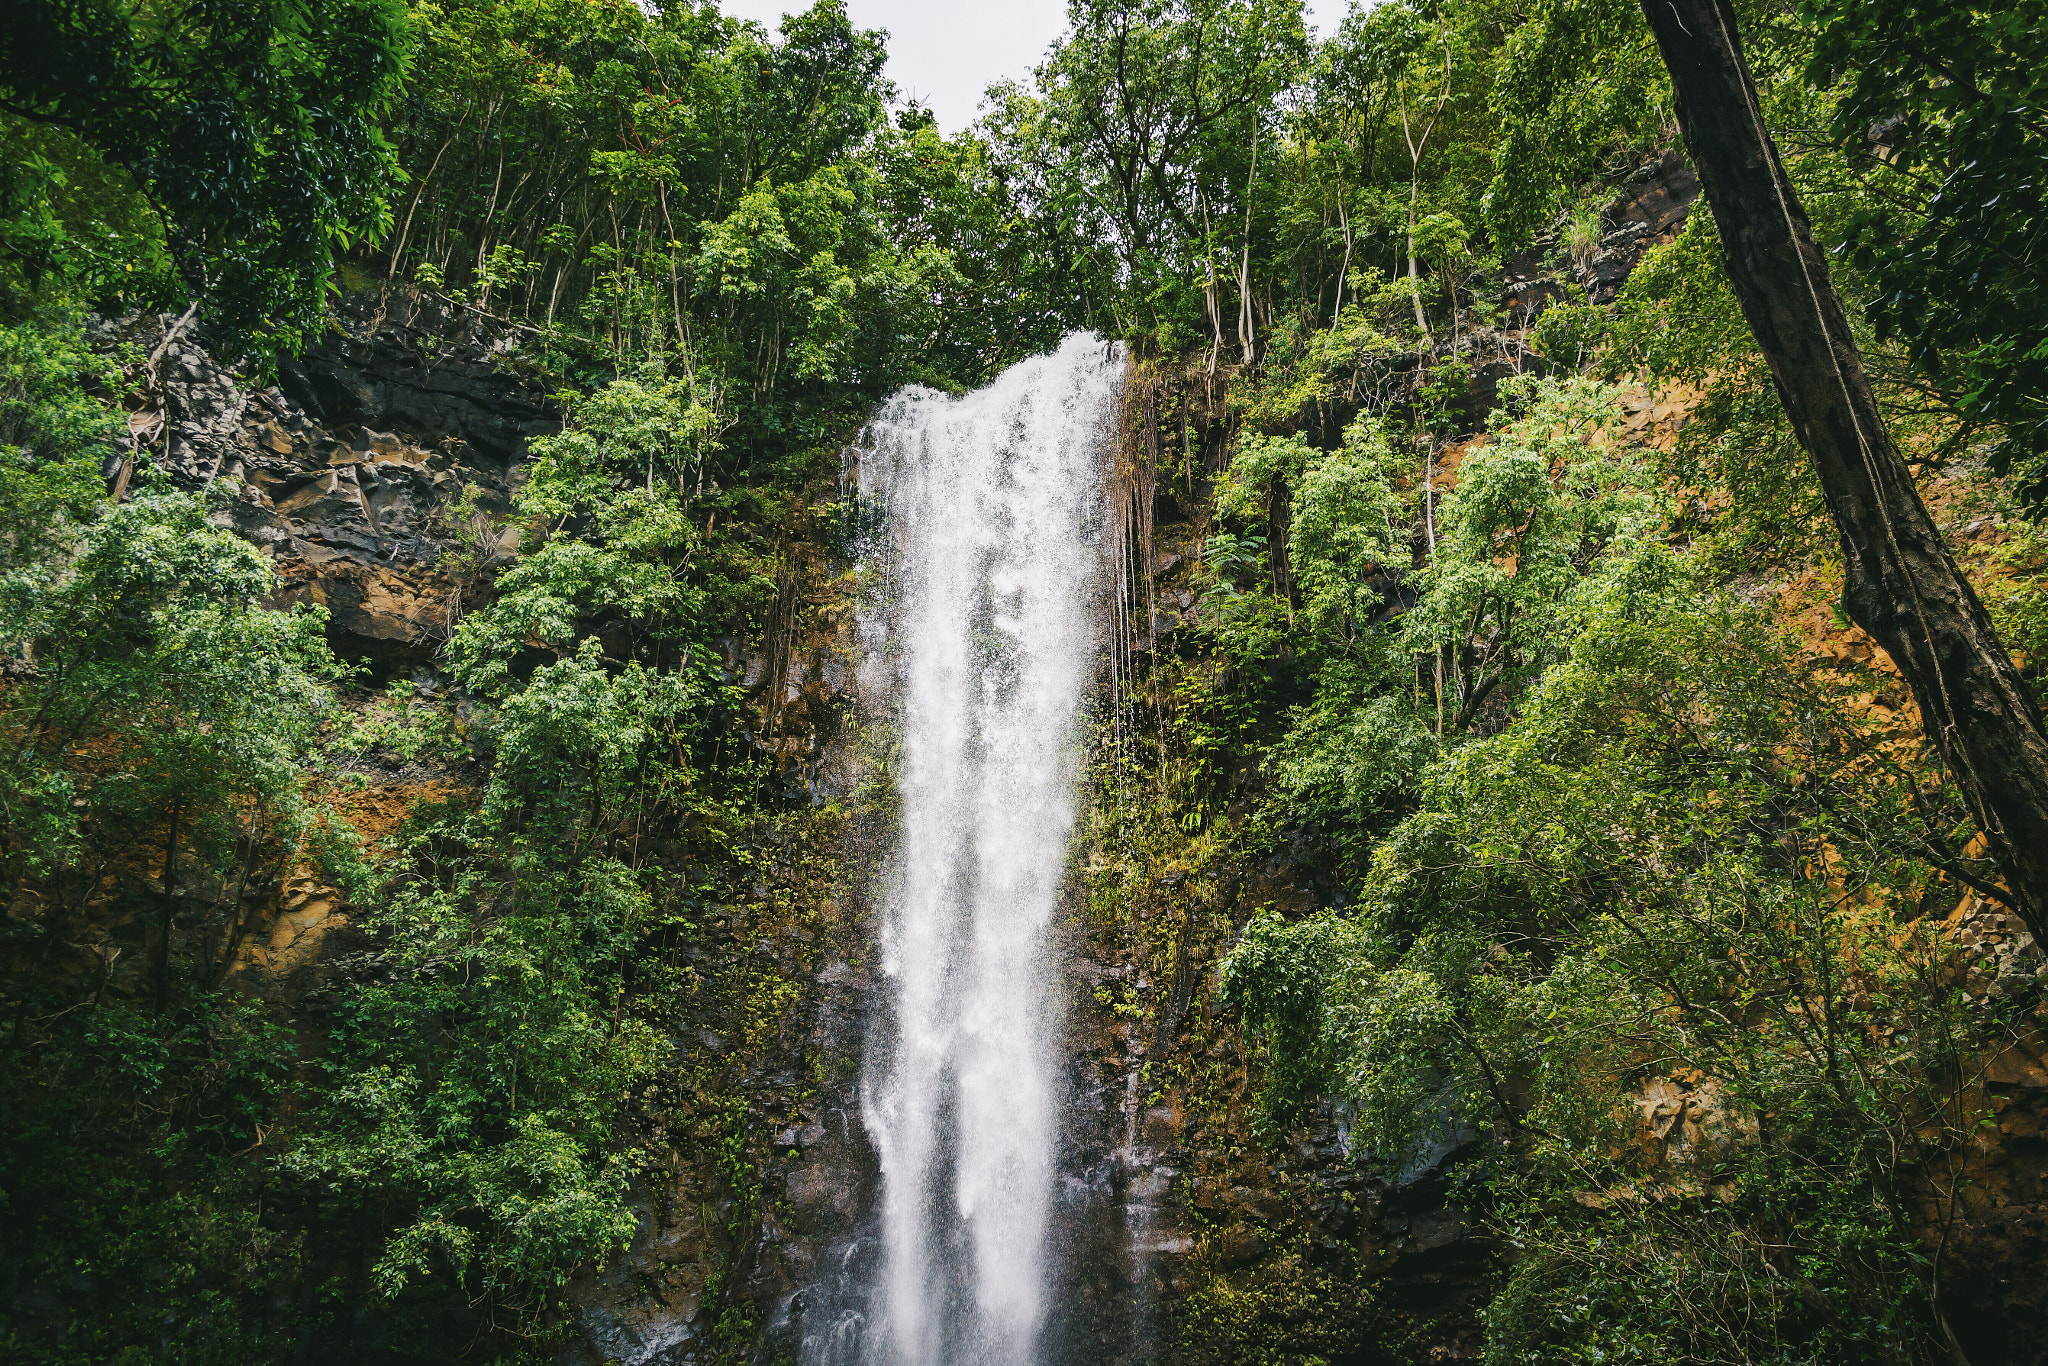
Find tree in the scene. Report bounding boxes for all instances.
[1383,0,1453,343]
[0,316,116,574]
[0,0,410,355]
[1400,375,1654,734]
[0,490,341,1010]
[1483,0,1662,245]
[1021,0,1308,339]
[1808,0,2048,504]
[1224,575,1979,1363]
[1636,0,2048,938]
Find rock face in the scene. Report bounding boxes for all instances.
[104,289,557,669]
[544,370,1497,1365]
[1044,913,1495,1366]
[1500,147,1700,324]
[1927,899,2048,1365]
[115,272,2048,1366]
[565,931,883,1366]
[548,590,875,1366]
[1575,148,1699,304]
[96,294,895,1364]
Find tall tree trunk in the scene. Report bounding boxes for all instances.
[1640,0,2048,938]
[1398,10,1452,350]
[1239,128,1259,366]
[387,127,459,280]
[1399,81,1433,346]
[1199,191,1224,375]
[1332,196,1353,329]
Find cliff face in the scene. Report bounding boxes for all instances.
[106,289,557,672]
[1032,384,1498,1366]
[111,157,2048,1362]
[90,286,889,1363]
[45,189,1525,1366]
[110,280,1497,1364]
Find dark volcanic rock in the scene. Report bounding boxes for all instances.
[1577,148,1700,304]
[1499,147,1702,323]
[103,289,558,669]
[276,296,555,469]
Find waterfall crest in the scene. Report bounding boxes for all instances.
[849,333,1121,1366]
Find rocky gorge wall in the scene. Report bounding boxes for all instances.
[112,278,1501,1364]
[108,142,2048,1364]
[102,289,557,674]
[94,285,884,1360]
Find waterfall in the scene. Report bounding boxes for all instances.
[847,333,1121,1366]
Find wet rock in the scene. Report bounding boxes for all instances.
[1498,148,1701,329]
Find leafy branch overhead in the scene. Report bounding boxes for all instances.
[0,0,411,357]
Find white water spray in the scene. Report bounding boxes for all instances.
[851,334,1121,1366]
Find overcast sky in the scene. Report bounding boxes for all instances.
[717,0,1340,133]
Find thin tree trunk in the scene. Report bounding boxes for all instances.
[1333,196,1353,330]
[658,180,686,353]
[4,858,110,1056]
[210,803,270,989]
[1424,437,1445,735]
[473,140,509,290]
[113,301,201,502]
[1200,190,1224,375]
[1399,90,1447,345]
[1239,129,1259,365]
[1401,84,1430,345]
[1398,14,1452,350]
[387,128,458,280]
[1640,0,2048,942]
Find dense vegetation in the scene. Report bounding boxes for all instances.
[2,0,2045,1361]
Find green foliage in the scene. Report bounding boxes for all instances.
[0,115,180,317]
[331,678,470,769]
[285,831,659,1304]
[1202,368,1654,865]
[4,0,2045,1357]
[1808,0,2048,505]
[1483,0,1664,246]
[0,315,119,575]
[0,489,341,894]
[0,993,307,1363]
[1400,374,1654,728]
[0,0,411,355]
[1216,416,1408,654]
[1608,212,1828,561]
[447,360,745,710]
[1225,569,1984,1361]
[1176,1253,1380,1366]
[0,486,350,1359]
[1984,516,2048,705]
[1014,0,1309,338]
[1220,906,1368,1130]
[287,312,753,1329]
[384,0,1070,425]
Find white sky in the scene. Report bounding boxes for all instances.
[717,0,1339,133]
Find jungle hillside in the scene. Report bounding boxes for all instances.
[3,0,2048,1361]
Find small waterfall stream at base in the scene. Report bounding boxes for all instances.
[820,334,1122,1366]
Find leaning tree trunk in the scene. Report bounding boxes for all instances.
[1638,0,2048,938]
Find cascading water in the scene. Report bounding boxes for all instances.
[838,333,1122,1366]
